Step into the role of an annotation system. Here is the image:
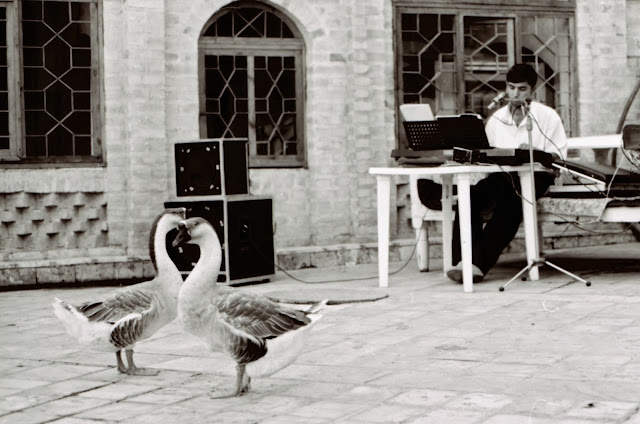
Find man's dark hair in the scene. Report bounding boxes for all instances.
[506,64,538,89]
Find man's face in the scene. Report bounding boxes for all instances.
[506,81,532,101]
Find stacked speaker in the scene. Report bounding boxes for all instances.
[164,139,275,284]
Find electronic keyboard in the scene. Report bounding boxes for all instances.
[391,148,555,167]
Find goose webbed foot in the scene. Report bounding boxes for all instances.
[127,367,160,376]
[209,364,251,398]
[124,349,160,376]
[208,387,244,399]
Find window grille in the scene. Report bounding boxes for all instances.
[1,0,102,163]
[396,4,576,144]
[199,2,305,168]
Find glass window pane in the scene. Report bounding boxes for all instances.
[23,47,43,66]
[204,55,249,140]
[74,136,91,155]
[401,13,457,117]
[0,4,6,141]
[0,112,7,136]
[201,4,303,166]
[22,0,95,158]
[48,126,74,156]
[72,48,91,67]
[203,6,295,39]
[26,136,46,156]
[22,1,42,20]
[25,92,45,109]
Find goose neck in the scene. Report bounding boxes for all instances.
[181,236,222,299]
[153,220,182,281]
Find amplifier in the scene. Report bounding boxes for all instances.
[164,196,275,284]
[173,139,249,197]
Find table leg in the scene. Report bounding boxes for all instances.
[441,175,453,274]
[518,171,540,281]
[376,175,391,288]
[456,174,474,293]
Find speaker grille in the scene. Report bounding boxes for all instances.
[164,198,274,283]
[174,142,223,196]
[227,198,274,280]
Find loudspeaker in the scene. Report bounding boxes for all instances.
[173,139,249,197]
[164,196,275,284]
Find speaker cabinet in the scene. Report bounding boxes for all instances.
[173,139,249,197]
[164,196,275,284]
[623,125,640,150]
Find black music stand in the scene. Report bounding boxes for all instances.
[499,100,592,291]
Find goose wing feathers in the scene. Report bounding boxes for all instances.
[109,304,158,349]
[77,284,157,324]
[216,289,311,341]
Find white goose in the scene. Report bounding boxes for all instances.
[172,217,326,398]
[52,208,185,376]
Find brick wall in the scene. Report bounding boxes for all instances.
[576,0,640,135]
[625,0,640,125]
[2,0,640,286]
[164,0,395,248]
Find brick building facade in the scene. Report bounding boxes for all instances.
[1,0,639,286]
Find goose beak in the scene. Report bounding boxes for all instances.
[172,222,192,247]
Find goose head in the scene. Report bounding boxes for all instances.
[158,208,187,230]
[172,217,219,248]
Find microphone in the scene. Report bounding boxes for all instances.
[487,92,506,110]
[509,97,533,108]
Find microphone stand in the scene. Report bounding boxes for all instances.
[499,100,591,291]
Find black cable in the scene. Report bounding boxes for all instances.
[528,111,566,163]
[620,147,640,173]
[251,213,428,284]
[492,104,640,230]
[473,158,631,233]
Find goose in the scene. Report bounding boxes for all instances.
[52,208,186,376]
[172,217,327,398]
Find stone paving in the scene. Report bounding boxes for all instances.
[1,243,640,423]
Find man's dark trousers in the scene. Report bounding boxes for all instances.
[451,171,555,275]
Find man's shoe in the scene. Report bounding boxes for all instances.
[446,262,484,283]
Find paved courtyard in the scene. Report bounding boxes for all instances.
[1,243,640,423]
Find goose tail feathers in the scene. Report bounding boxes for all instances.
[52,298,113,349]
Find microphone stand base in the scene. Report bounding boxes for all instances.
[500,102,591,292]
[499,259,592,292]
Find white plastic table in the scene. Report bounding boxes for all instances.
[369,164,544,292]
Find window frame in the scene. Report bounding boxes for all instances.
[198,3,306,169]
[393,0,577,145]
[0,0,103,166]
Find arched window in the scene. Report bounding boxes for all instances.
[199,1,305,168]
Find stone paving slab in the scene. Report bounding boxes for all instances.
[1,243,640,423]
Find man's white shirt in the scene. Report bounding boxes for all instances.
[484,101,568,159]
